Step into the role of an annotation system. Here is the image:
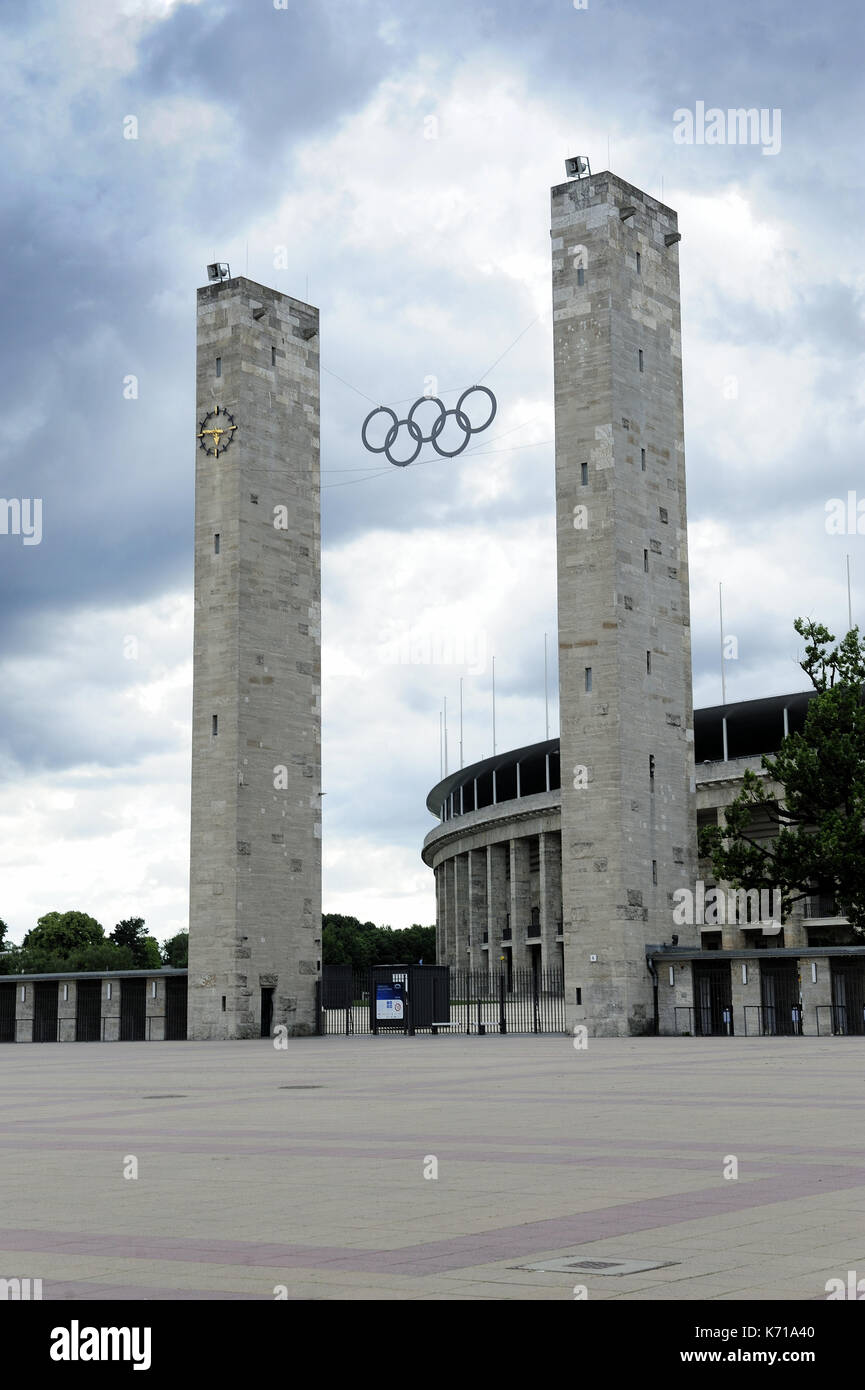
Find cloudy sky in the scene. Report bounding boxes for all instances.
[0,0,862,945]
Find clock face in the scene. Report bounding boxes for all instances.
[197,406,237,458]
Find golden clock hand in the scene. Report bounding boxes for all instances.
[197,421,234,453]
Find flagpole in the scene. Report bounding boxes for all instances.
[544,632,549,741]
[719,582,727,705]
[439,710,443,780]
[847,554,853,632]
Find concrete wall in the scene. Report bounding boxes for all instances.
[102,980,121,1042]
[552,171,697,1035]
[656,959,694,1035]
[800,956,832,1035]
[730,958,762,1034]
[188,277,321,1040]
[14,981,32,1043]
[58,980,76,1043]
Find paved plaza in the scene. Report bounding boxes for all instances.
[1,1036,863,1301]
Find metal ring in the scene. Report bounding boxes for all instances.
[456,385,497,433]
[430,407,472,458]
[361,387,497,466]
[384,415,423,467]
[361,406,399,454]
[407,395,447,444]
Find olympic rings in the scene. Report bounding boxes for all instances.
[361,386,497,467]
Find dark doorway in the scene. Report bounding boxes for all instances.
[530,945,542,990]
[760,961,801,1035]
[33,982,59,1042]
[120,979,146,1041]
[693,963,733,1036]
[260,987,274,1038]
[76,979,101,1041]
[0,983,15,1042]
[502,949,513,993]
[165,977,188,1040]
[830,960,865,1036]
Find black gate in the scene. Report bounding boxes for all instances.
[830,960,865,1036]
[75,979,101,1042]
[760,961,801,1036]
[165,976,188,1040]
[322,964,352,1009]
[368,965,449,1032]
[692,963,733,1036]
[319,964,566,1036]
[33,982,59,1042]
[0,983,15,1042]
[408,965,449,1027]
[120,979,146,1041]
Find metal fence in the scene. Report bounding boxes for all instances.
[816,1003,865,1036]
[318,966,566,1036]
[673,1004,734,1037]
[744,1004,803,1037]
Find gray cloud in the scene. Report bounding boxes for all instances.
[1,0,861,933]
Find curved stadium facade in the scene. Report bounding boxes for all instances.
[423,690,865,1036]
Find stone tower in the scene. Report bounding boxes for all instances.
[187,275,321,1040]
[552,169,698,1036]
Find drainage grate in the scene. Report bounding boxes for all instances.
[278,1085,323,1090]
[141,1094,188,1100]
[513,1257,678,1276]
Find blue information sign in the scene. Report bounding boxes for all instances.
[375,983,405,1021]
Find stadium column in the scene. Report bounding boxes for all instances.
[509,838,531,969]
[467,848,487,972]
[442,859,457,963]
[487,843,508,969]
[538,829,562,972]
[454,853,469,968]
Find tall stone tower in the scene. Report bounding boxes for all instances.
[552,169,698,1036]
[188,275,321,1040]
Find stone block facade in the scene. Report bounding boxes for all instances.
[551,171,697,1034]
[187,277,321,1040]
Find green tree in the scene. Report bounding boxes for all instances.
[0,919,13,975]
[322,914,436,969]
[396,923,437,963]
[699,618,865,936]
[322,915,377,969]
[110,918,161,969]
[22,910,104,958]
[161,931,189,968]
[66,941,138,972]
[0,937,20,976]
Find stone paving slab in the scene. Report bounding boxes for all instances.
[0,1035,863,1300]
